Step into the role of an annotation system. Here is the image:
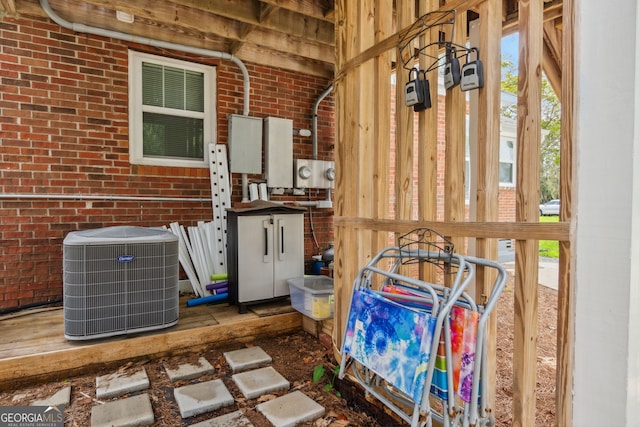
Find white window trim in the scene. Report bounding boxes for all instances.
[498,137,518,187]
[499,121,517,187]
[128,50,216,168]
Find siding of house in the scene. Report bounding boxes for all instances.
[0,14,335,310]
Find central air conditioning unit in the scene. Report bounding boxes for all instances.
[63,226,179,340]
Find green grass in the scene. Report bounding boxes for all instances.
[539,215,559,258]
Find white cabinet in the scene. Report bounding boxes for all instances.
[227,203,304,313]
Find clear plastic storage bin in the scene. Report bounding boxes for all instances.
[287,276,334,320]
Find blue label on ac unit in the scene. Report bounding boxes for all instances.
[117,255,135,262]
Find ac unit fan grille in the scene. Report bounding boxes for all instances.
[63,240,179,339]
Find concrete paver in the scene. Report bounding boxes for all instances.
[90,393,154,427]
[165,357,215,382]
[30,386,71,407]
[10,344,325,426]
[174,379,234,418]
[96,368,149,399]
[190,409,254,427]
[232,366,290,399]
[224,346,272,372]
[257,390,325,427]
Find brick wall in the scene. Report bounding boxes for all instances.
[0,14,335,310]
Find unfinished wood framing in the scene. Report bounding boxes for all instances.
[444,0,467,255]
[356,0,375,278]
[372,0,393,262]
[556,0,576,424]
[474,0,503,408]
[514,0,543,425]
[394,0,416,224]
[333,0,574,425]
[333,0,361,349]
[417,0,440,283]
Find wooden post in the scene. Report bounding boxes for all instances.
[444,2,467,256]
[475,0,502,409]
[394,0,415,224]
[418,0,439,283]
[556,0,575,424]
[333,0,358,352]
[372,0,393,260]
[356,0,376,271]
[514,0,543,425]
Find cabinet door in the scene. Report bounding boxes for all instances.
[237,215,274,302]
[273,214,304,297]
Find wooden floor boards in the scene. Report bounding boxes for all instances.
[0,296,302,389]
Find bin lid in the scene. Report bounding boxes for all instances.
[288,276,334,294]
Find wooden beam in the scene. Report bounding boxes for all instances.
[0,0,16,13]
[542,20,562,96]
[22,0,334,75]
[71,0,242,39]
[334,0,485,83]
[417,0,440,283]
[394,0,415,224]
[171,0,335,46]
[513,0,543,425]
[333,217,570,241]
[43,0,231,51]
[444,1,467,253]
[372,0,393,260]
[258,0,335,23]
[502,0,562,36]
[234,44,333,78]
[355,0,376,280]
[230,4,279,55]
[332,0,359,354]
[0,312,301,388]
[475,0,502,409]
[556,0,576,424]
[242,25,335,63]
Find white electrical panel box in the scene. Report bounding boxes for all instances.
[265,117,293,188]
[229,114,262,174]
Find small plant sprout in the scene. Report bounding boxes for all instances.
[313,364,341,397]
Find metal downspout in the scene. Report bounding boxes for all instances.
[39,0,252,202]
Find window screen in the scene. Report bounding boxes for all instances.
[141,62,205,160]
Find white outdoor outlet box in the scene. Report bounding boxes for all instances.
[265,117,293,188]
[229,114,262,174]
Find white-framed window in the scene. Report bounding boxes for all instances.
[499,139,516,186]
[128,50,216,168]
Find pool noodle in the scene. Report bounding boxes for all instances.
[205,281,228,291]
[186,293,228,307]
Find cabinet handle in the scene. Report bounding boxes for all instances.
[280,225,284,254]
[264,227,269,256]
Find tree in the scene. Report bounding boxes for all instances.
[501,59,561,203]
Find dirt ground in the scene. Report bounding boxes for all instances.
[0,275,557,426]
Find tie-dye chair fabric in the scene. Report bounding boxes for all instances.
[342,288,437,402]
